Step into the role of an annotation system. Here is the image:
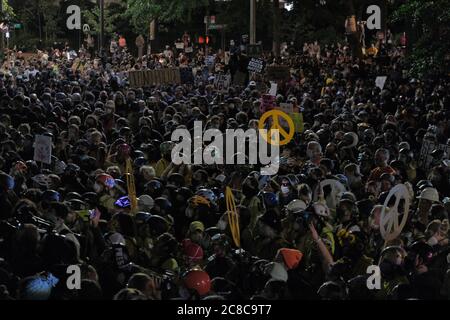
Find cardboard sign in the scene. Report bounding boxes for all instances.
[185,47,193,53]
[291,113,304,133]
[247,58,265,73]
[128,68,181,87]
[277,103,294,128]
[266,66,290,81]
[214,74,231,93]
[33,135,52,164]
[260,94,275,113]
[375,76,387,90]
[175,42,184,49]
[269,82,278,96]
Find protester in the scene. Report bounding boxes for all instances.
[0,34,449,301]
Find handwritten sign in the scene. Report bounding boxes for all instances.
[247,58,265,73]
[214,74,231,93]
[33,135,52,164]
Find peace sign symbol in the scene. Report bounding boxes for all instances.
[380,184,411,241]
[258,109,295,146]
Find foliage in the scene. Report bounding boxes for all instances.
[82,2,126,35]
[391,0,450,76]
[126,0,210,34]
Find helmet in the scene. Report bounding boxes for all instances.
[145,180,164,197]
[183,270,211,296]
[133,157,147,168]
[96,173,116,189]
[65,192,82,201]
[417,188,439,203]
[286,199,307,214]
[135,211,152,224]
[195,189,217,207]
[189,195,211,208]
[146,215,169,236]
[114,196,131,209]
[137,194,154,211]
[41,190,60,203]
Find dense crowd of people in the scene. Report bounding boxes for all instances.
[0,36,449,301]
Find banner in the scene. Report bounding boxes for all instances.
[247,58,265,73]
[266,66,290,81]
[128,69,181,87]
[33,135,52,164]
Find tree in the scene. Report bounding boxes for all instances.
[126,0,210,34]
[82,2,125,35]
[391,0,450,76]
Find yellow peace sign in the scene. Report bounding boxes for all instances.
[259,109,295,146]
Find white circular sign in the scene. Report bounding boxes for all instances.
[380,184,411,241]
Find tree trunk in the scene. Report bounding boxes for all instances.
[272,0,281,57]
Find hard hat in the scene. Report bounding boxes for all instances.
[286,199,307,214]
[183,269,211,296]
[96,173,116,189]
[417,187,440,203]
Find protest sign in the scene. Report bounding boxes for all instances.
[375,76,387,90]
[260,94,275,113]
[291,113,304,133]
[185,47,193,53]
[206,55,215,67]
[247,58,265,73]
[128,68,181,87]
[269,82,278,96]
[214,74,231,93]
[266,66,290,81]
[175,42,184,49]
[33,135,52,164]
[277,103,294,128]
[419,142,450,170]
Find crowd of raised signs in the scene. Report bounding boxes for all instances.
[0,37,449,300]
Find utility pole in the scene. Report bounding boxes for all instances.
[99,0,104,57]
[250,0,256,44]
[0,0,3,54]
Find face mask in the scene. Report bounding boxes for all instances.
[281,186,290,194]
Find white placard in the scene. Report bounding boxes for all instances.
[269,82,278,96]
[33,135,52,164]
[375,76,387,90]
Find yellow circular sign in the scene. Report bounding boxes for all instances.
[259,109,295,146]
